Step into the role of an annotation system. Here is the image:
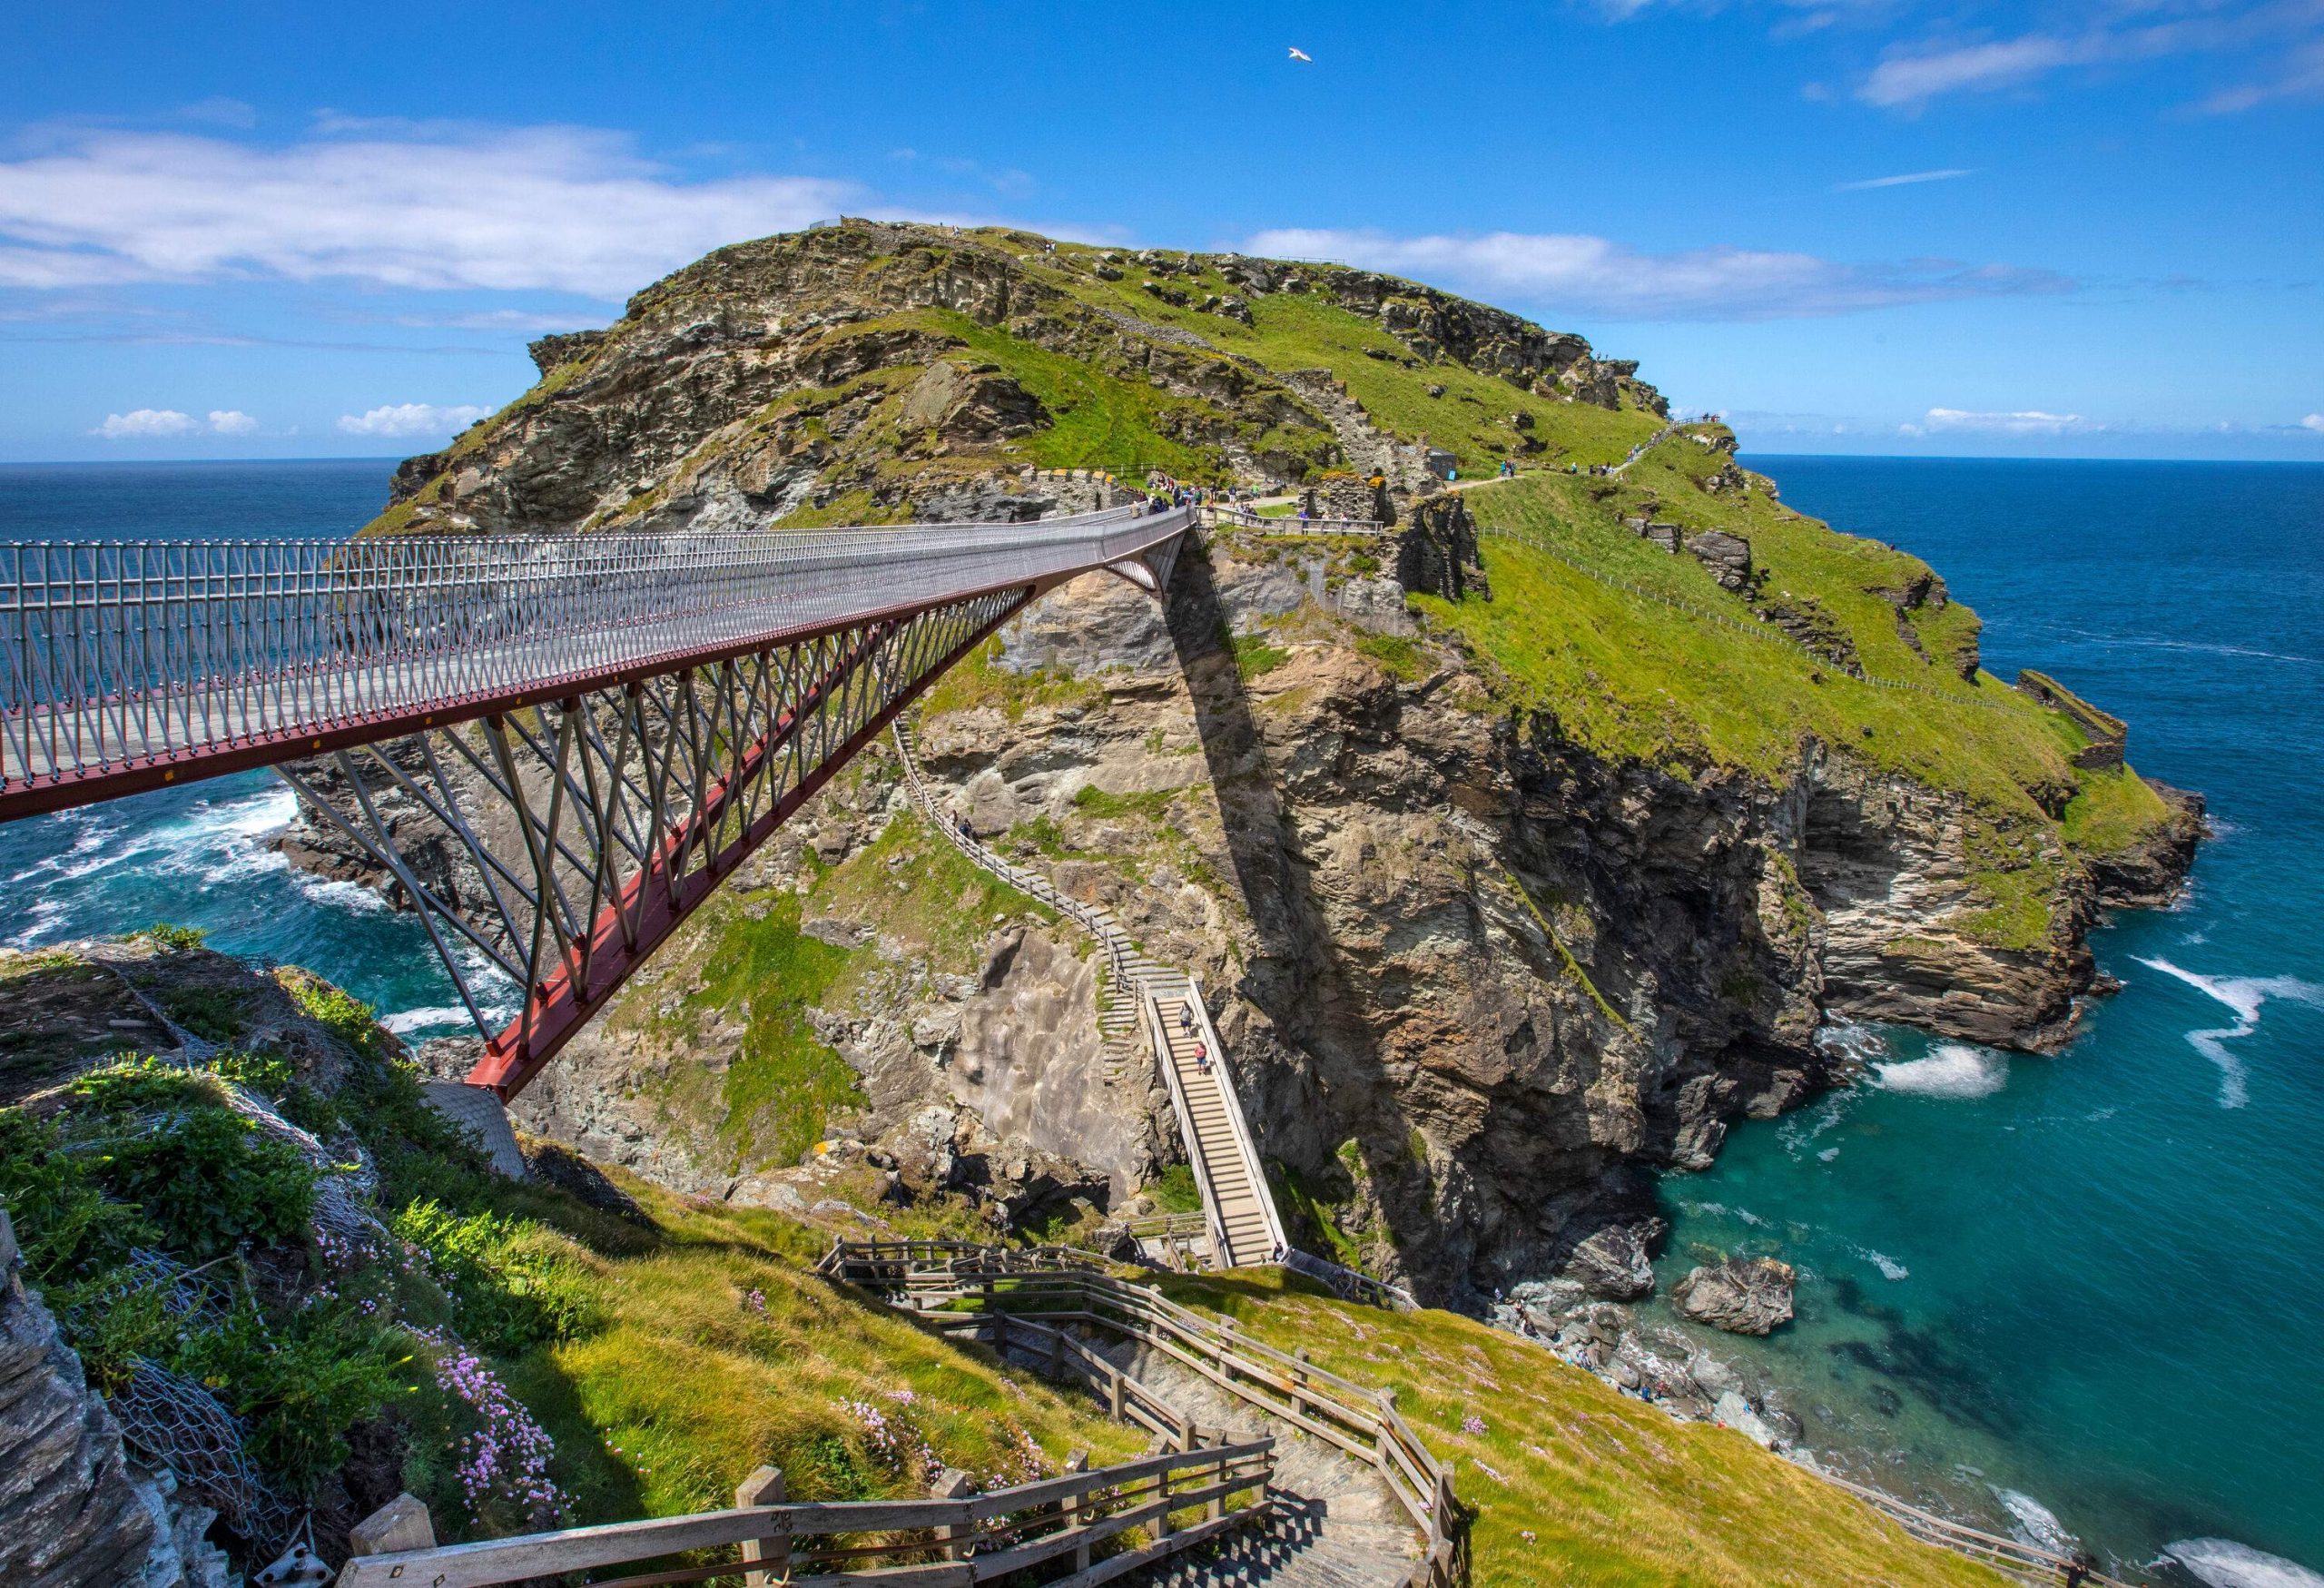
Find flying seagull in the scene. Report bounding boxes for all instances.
[1288,46,1312,62]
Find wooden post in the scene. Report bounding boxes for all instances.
[1049,1324,1066,1378]
[1154,1455,1176,1540]
[735,1465,787,1588]
[1108,1364,1126,1420]
[1374,1388,1396,1473]
[931,1468,977,1562]
[1290,1346,1311,1423]
[1062,1450,1092,1571]
[1206,1433,1226,1524]
[347,1494,435,1558]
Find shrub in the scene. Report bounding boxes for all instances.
[280,973,388,1060]
[133,922,208,952]
[179,1291,404,1494]
[67,1059,317,1260]
[0,1108,152,1281]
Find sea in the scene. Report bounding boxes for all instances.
[4,456,2320,1583]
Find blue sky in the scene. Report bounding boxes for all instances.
[4,0,2319,462]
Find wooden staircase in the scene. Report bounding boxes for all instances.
[1148,988,1283,1269]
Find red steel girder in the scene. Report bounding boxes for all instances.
[466,593,1029,1099]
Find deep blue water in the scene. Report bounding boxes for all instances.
[0,460,504,1041]
[1656,457,2324,1581]
[3,459,2319,1579]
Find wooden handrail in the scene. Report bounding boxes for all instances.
[829,1244,1458,1588]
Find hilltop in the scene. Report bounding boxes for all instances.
[364,217,1665,537]
[345,220,2199,1309]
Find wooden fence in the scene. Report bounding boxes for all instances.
[831,1242,1460,1588]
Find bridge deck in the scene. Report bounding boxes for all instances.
[1,507,1188,818]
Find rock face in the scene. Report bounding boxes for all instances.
[0,1226,162,1588]
[289,222,2199,1310]
[1672,1257,1797,1335]
[1395,495,1488,599]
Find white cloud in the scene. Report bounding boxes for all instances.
[1243,226,2072,321]
[207,409,258,435]
[0,125,858,297]
[1860,35,2083,106]
[1832,168,1974,192]
[2303,414,2324,433]
[337,402,490,438]
[95,408,197,439]
[1904,408,2099,436]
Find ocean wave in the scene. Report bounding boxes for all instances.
[2165,1538,2324,1588]
[1814,1021,1891,1067]
[292,873,392,914]
[1994,1488,2076,1556]
[381,1005,477,1036]
[1872,1042,2008,1099]
[2135,957,2324,1110]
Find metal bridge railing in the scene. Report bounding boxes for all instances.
[0,507,1191,810]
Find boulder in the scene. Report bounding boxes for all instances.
[1564,1219,1662,1300]
[1712,1390,1783,1448]
[1684,529,1753,591]
[1671,1256,1795,1335]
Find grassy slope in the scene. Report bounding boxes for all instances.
[1162,1269,2005,1588]
[504,1171,1148,1524]
[997,239,1665,476]
[1422,448,2175,946]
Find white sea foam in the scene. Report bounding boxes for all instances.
[1815,1021,1891,1067]
[2166,1538,2324,1588]
[2135,957,2324,1110]
[1873,1042,2009,1099]
[382,1005,475,1036]
[1817,1147,1840,1162]
[1993,1488,2076,1556]
[1855,1245,1909,1281]
[292,873,392,914]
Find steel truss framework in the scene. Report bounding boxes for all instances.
[3,508,1187,1099]
[282,584,1034,1098]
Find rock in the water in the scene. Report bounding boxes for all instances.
[1671,1255,1795,1335]
[1565,1220,1663,1300]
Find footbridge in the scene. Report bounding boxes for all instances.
[0,507,1188,1095]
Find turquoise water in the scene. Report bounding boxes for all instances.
[4,459,2320,1576]
[0,461,508,1041]
[1656,458,2324,1579]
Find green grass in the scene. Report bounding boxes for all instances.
[646,891,865,1173]
[1157,1269,2010,1588]
[1230,630,1292,679]
[912,637,1109,722]
[512,1179,1149,1520]
[1147,1162,1203,1214]
[2062,763,2174,858]
[1436,473,2087,808]
[1070,784,1186,822]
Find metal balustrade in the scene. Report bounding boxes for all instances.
[1,507,1192,1096]
[0,508,1191,815]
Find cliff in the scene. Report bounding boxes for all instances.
[296,221,2199,1307]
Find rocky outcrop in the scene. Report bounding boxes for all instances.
[1670,1256,1797,1335]
[0,1218,162,1588]
[1394,496,1488,599]
[2015,669,2127,770]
